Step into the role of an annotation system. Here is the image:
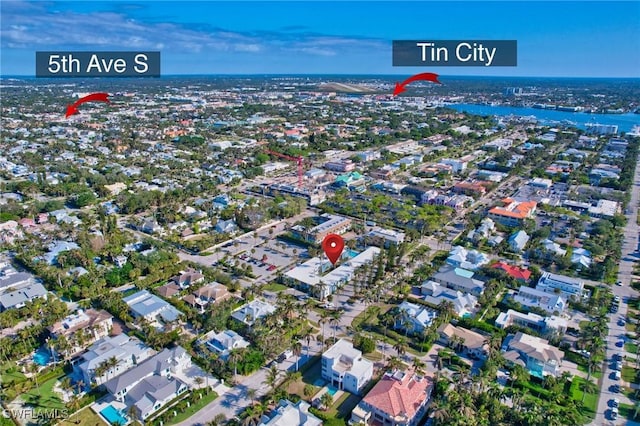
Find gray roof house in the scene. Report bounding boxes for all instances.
[431,265,485,296]
[0,266,34,292]
[0,282,47,311]
[231,299,276,326]
[78,334,155,385]
[123,290,183,324]
[104,346,191,421]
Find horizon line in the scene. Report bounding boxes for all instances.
[2,73,640,80]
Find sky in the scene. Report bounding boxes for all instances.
[1,1,639,77]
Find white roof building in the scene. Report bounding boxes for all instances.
[283,247,381,300]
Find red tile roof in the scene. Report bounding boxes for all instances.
[488,198,537,220]
[492,261,531,281]
[363,370,432,421]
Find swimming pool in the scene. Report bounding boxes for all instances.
[346,249,360,258]
[33,348,51,366]
[327,385,339,396]
[100,405,127,425]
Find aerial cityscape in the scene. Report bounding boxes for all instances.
[1,1,640,426]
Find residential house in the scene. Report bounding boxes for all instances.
[395,301,438,335]
[491,262,532,281]
[0,264,34,292]
[201,329,249,359]
[0,282,48,311]
[437,324,489,359]
[183,283,231,312]
[322,339,373,394]
[446,246,490,270]
[431,265,485,296]
[169,269,205,289]
[508,230,530,252]
[231,299,276,326]
[104,346,191,421]
[571,248,592,269]
[215,219,238,234]
[501,332,564,377]
[258,399,322,426]
[123,290,183,325]
[42,241,80,265]
[488,198,537,227]
[541,239,567,257]
[78,334,155,385]
[421,280,478,318]
[351,369,433,426]
[156,283,181,298]
[495,309,567,336]
[48,309,113,355]
[140,219,163,235]
[513,286,566,314]
[467,218,495,242]
[537,272,587,299]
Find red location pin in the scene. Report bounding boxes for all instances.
[322,234,345,265]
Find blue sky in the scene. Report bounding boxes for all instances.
[1,1,639,77]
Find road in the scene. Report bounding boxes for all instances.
[592,153,640,426]
[174,342,323,426]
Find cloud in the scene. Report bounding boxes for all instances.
[0,1,386,58]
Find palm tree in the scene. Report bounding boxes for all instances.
[229,349,242,383]
[246,387,257,405]
[394,338,407,357]
[69,395,82,424]
[127,405,140,426]
[301,328,315,357]
[29,363,40,395]
[320,392,333,410]
[412,357,426,375]
[194,376,204,388]
[292,341,303,372]
[430,399,450,425]
[579,379,598,403]
[264,365,279,389]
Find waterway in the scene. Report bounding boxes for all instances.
[447,103,639,132]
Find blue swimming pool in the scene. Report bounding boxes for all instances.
[100,405,127,425]
[33,348,51,366]
[346,249,360,258]
[327,385,339,396]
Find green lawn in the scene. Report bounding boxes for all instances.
[622,365,638,383]
[569,377,598,421]
[164,391,218,425]
[618,403,640,421]
[59,407,107,426]
[262,282,288,292]
[577,364,602,379]
[626,342,638,354]
[21,375,66,411]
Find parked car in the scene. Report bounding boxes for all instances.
[610,398,620,408]
[616,280,623,286]
[611,384,620,393]
[612,371,621,381]
[616,339,625,347]
[619,318,626,326]
[613,361,623,371]
[610,408,619,420]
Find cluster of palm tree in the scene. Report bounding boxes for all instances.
[92,356,119,384]
[429,368,584,425]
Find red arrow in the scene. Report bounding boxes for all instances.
[65,93,110,118]
[393,73,441,96]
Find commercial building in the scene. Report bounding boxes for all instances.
[488,198,537,227]
[283,247,380,300]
